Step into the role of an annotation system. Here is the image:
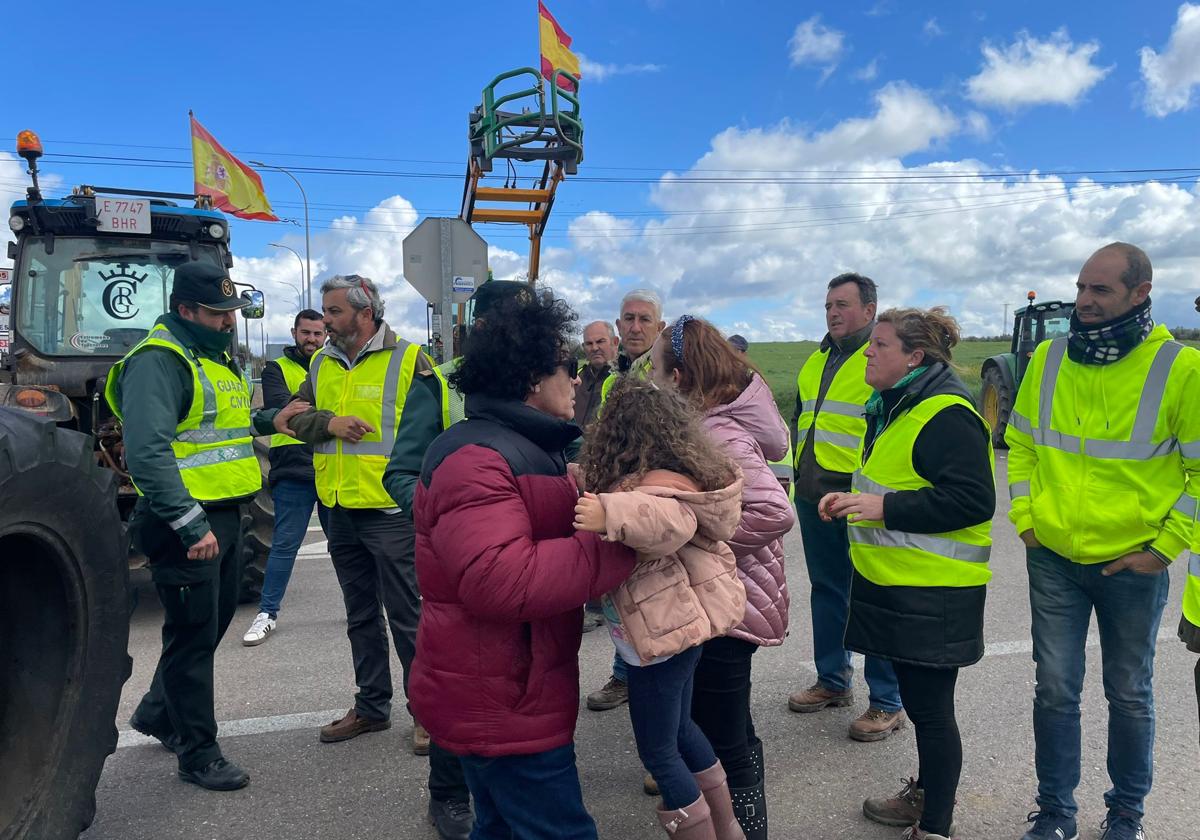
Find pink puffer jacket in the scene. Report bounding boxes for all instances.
[702,374,795,646]
[600,469,747,664]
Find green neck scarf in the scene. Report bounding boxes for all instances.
[864,365,929,419]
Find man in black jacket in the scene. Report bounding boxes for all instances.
[242,310,329,645]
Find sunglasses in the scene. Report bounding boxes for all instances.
[557,358,580,379]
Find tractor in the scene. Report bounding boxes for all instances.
[0,130,272,839]
[978,291,1073,447]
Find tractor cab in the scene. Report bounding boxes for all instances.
[1010,291,1073,380]
[2,131,263,410]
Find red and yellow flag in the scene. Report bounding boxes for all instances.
[190,114,278,222]
[538,1,581,91]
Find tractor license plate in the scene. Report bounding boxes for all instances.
[95,197,151,235]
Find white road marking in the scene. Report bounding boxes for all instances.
[114,614,1180,750]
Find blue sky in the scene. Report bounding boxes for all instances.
[5,1,1200,345]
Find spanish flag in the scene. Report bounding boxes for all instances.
[538,1,580,92]
[190,113,278,222]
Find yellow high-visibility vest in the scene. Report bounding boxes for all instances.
[105,322,261,503]
[1005,328,1200,564]
[310,341,431,508]
[849,394,994,588]
[269,353,310,448]
[795,346,871,474]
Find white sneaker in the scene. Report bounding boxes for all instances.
[242,612,276,646]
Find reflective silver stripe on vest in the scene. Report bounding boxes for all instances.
[848,525,991,564]
[1010,481,1031,499]
[168,503,204,531]
[813,429,861,449]
[175,427,252,444]
[1175,493,1199,519]
[312,345,410,457]
[802,398,864,418]
[1035,338,1183,460]
[769,462,792,479]
[852,473,894,496]
[1007,410,1033,436]
[1181,439,1200,460]
[177,443,254,470]
[1191,552,1200,577]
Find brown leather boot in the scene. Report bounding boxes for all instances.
[787,682,853,712]
[657,792,718,839]
[693,761,746,840]
[644,772,660,796]
[318,708,390,743]
[412,721,431,756]
[848,707,906,742]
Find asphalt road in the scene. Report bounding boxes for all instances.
[83,453,1199,840]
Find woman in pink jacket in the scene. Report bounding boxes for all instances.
[651,316,796,840]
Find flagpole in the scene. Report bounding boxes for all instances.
[249,160,312,310]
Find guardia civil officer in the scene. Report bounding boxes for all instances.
[107,261,297,790]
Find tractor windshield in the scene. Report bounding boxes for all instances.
[1042,313,1070,340]
[14,237,224,357]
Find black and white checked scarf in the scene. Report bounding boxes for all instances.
[1066,298,1154,365]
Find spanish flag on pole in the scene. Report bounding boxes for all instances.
[538,1,580,92]
[190,113,278,222]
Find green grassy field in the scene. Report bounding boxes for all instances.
[747,339,1200,421]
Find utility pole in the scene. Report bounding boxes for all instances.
[253,162,312,310]
[1002,302,1010,336]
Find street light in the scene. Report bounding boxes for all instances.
[252,161,311,310]
[270,242,306,310]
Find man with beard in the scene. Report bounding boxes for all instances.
[278,275,472,839]
[107,261,301,790]
[574,320,618,430]
[1008,243,1200,840]
[242,309,329,645]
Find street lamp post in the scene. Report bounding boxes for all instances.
[270,242,307,311]
[252,161,311,310]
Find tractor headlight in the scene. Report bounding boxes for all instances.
[8,215,24,232]
[207,223,225,239]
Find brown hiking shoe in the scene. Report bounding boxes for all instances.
[787,682,853,713]
[586,676,628,711]
[412,721,431,756]
[849,707,906,742]
[864,777,923,827]
[319,708,390,743]
[643,772,659,796]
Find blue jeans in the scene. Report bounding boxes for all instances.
[612,651,627,683]
[460,743,597,840]
[626,646,718,810]
[259,479,329,617]
[1027,546,1169,819]
[796,500,902,711]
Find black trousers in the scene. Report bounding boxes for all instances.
[327,505,467,803]
[893,663,962,836]
[131,503,242,772]
[691,635,759,787]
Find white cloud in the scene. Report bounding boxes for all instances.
[966,29,1111,109]
[1139,3,1200,116]
[552,87,1200,338]
[853,59,879,82]
[577,54,663,82]
[789,15,845,79]
[923,18,945,39]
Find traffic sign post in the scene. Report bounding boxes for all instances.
[402,218,488,364]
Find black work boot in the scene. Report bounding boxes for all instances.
[428,798,473,840]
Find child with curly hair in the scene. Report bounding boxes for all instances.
[574,378,748,840]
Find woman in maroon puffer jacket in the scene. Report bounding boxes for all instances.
[651,316,796,840]
[410,289,635,839]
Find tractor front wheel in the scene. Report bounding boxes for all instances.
[980,364,1013,449]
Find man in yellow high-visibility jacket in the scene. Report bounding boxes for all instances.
[787,273,906,744]
[277,275,472,839]
[1188,292,1200,744]
[1006,242,1200,840]
[241,309,328,646]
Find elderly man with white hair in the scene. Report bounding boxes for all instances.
[575,320,618,430]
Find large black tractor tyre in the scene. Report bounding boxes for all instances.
[238,438,274,604]
[979,363,1014,450]
[0,409,131,840]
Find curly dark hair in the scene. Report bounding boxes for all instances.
[577,378,737,494]
[448,286,577,400]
